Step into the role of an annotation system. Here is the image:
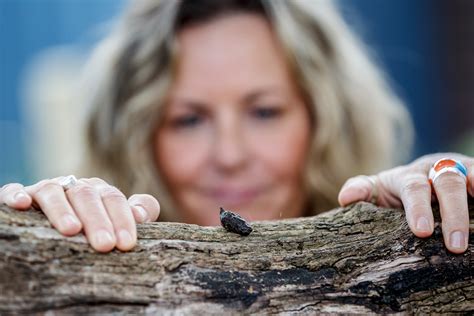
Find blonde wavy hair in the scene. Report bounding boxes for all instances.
[79,0,413,221]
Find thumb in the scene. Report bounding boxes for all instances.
[338,176,374,206]
[1,184,33,210]
[128,194,161,223]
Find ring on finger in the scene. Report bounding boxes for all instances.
[429,158,467,185]
[365,175,379,204]
[59,175,79,192]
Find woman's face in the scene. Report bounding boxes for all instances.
[155,13,311,226]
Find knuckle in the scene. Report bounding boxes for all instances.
[401,177,430,196]
[35,182,61,197]
[87,177,108,185]
[101,186,126,201]
[35,179,53,189]
[0,184,12,203]
[69,184,98,199]
[1,183,20,192]
[0,184,21,200]
[0,183,22,204]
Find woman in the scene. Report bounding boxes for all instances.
[1,0,472,254]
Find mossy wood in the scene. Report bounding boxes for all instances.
[0,201,473,314]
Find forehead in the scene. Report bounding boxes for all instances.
[172,13,294,94]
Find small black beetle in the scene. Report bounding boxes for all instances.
[219,207,253,236]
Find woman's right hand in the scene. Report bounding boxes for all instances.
[0,177,160,253]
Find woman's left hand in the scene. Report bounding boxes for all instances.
[338,153,473,254]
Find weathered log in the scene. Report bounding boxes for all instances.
[0,201,472,314]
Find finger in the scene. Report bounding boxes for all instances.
[24,177,63,198]
[29,181,82,235]
[128,194,161,223]
[99,186,136,251]
[0,183,33,210]
[338,176,373,206]
[432,172,469,254]
[66,182,116,253]
[83,179,137,250]
[467,162,474,197]
[399,175,434,238]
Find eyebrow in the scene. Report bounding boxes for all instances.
[168,101,208,115]
[242,87,282,104]
[169,86,284,109]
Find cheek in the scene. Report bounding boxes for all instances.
[251,118,311,182]
[155,131,210,188]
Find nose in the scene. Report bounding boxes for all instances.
[211,111,248,173]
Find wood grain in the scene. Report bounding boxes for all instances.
[0,200,472,314]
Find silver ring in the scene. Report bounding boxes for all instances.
[365,175,379,204]
[59,175,78,191]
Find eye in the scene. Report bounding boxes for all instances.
[171,114,203,128]
[252,106,282,120]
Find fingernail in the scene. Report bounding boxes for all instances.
[415,217,431,232]
[94,230,115,248]
[134,205,148,223]
[450,231,465,249]
[118,230,134,249]
[60,214,81,231]
[14,192,28,203]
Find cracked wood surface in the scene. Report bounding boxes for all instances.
[0,200,473,314]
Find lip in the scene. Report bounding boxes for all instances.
[207,187,262,207]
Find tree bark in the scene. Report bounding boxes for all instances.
[0,201,473,315]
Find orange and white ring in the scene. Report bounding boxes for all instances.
[428,158,468,185]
